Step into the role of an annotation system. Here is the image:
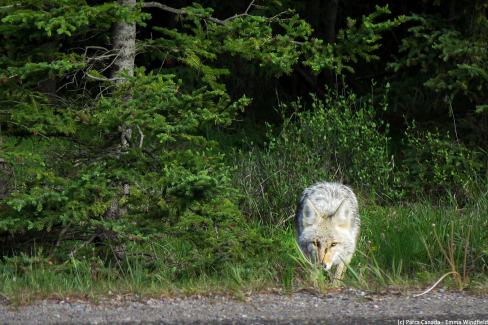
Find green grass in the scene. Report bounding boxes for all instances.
[347,198,488,290]
[2,197,488,304]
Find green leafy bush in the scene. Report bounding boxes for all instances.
[234,89,395,224]
[398,124,485,202]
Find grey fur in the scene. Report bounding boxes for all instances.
[295,182,360,282]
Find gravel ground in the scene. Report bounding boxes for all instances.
[1,289,488,324]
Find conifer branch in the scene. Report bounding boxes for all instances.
[142,1,265,25]
[143,2,226,25]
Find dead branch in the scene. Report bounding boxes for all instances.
[222,0,256,22]
[143,2,225,25]
[68,234,97,258]
[143,1,265,25]
[50,221,73,257]
[136,124,144,148]
[413,271,461,297]
[85,72,126,83]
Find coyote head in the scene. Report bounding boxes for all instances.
[305,236,341,271]
[299,199,355,271]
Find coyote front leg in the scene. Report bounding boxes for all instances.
[332,262,346,285]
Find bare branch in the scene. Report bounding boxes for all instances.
[69,234,97,259]
[245,0,256,14]
[143,2,226,25]
[0,4,19,9]
[84,46,110,52]
[85,72,126,83]
[82,46,120,74]
[268,10,291,22]
[136,124,144,148]
[142,1,273,25]
[223,0,256,22]
[51,221,73,257]
[86,53,119,62]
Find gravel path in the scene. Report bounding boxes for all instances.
[1,289,488,324]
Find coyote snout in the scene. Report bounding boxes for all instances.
[308,239,340,271]
[295,182,360,283]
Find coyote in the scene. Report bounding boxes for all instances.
[295,182,360,283]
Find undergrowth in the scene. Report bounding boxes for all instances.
[2,196,488,303]
[1,89,487,302]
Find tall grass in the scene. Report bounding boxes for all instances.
[349,195,488,289]
[2,195,487,303]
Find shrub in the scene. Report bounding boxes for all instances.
[399,124,486,202]
[233,89,395,224]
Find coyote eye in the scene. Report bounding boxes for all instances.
[330,242,338,247]
[312,240,320,248]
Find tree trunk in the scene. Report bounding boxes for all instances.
[324,0,338,43]
[111,0,136,155]
[448,0,456,20]
[0,158,13,200]
[103,0,137,257]
[112,0,136,79]
[321,0,339,87]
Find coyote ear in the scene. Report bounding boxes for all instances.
[331,199,350,228]
[302,199,321,226]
